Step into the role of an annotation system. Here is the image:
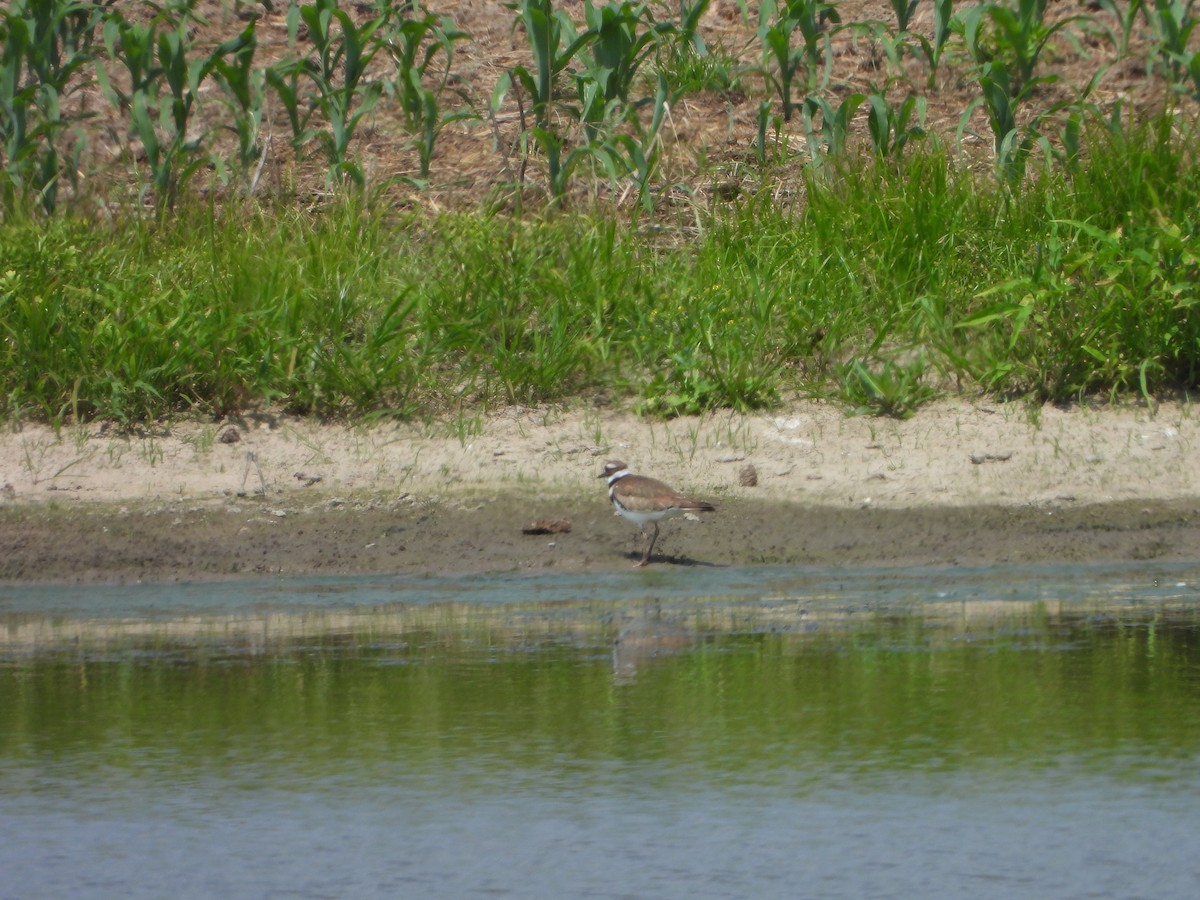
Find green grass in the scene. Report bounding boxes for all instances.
[2,109,1199,425]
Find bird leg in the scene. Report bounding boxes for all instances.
[636,523,660,567]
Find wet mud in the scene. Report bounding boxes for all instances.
[2,492,1197,584]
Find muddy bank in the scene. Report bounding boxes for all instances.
[2,490,1197,584]
[2,399,1199,583]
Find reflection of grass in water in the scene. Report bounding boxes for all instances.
[2,602,1199,782]
[4,593,1198,659]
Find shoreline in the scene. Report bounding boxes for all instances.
[1,400,1198,584]
[2,495,1199,585]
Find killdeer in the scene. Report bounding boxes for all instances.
[600,460,716,567]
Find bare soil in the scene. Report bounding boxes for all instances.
[2,399,1198,583]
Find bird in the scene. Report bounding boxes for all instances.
[599,460,716,567]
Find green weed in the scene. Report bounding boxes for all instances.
[836,356,937,419]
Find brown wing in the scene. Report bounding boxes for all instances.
[614,474,716,512]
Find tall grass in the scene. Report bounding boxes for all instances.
[5,0,1200,427]
[2,111,1198,424]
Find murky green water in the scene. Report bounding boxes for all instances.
[2,563,1200,898]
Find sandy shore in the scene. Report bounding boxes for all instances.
[1,399,1198,583]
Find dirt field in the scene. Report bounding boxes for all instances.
[67,0,1171,205]
[2,399,1198,583]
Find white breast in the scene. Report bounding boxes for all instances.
[611,497,683,526]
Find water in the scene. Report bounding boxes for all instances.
[2,562,1200,899]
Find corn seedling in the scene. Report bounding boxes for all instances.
[0,0,101,212]
[264,55,311,155]
[909,0,954,87]
[495,0,596,197]
[501,71,614,200]
[758,0,842,120]
[959,62,1061,183]
[801,92,865,168]
[888,0,920,33]
[610,73,670,213]
[269,0,388,185]
[990,55,1105,185]
[299,0,387,184]
[100,7,253,207]
[1094,0,1148,57]
[849,19,910,78]
[865,92,926,158]
[1146,0,1198,69]
[571,68,622,147]
[533,123,624,202]
[755,98,781,164]
[573,0,670,150]
[669,0,711,54]
[96,7,157,108]
[380,7,472,180]
[209,21,265,190]
[501,0,592,130]
[499,0,671,202]
[582,0,671,105]
[959,0,1092,94]
[1144,0,1200,95]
